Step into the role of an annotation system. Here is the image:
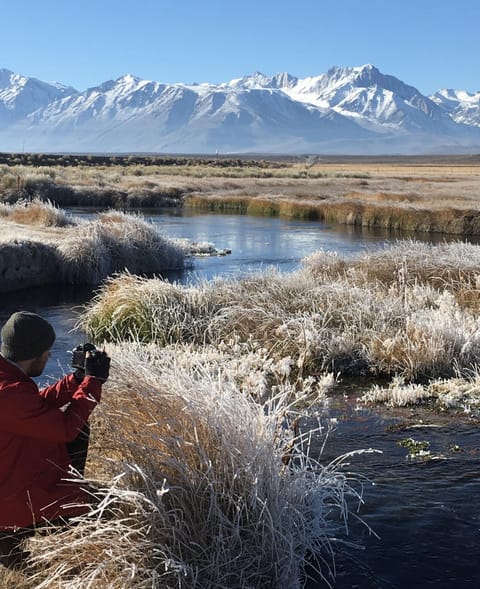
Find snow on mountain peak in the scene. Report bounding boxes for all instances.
[269,72,298,89]
[433,88,480,105]
[0,68,77,123]
[225,71,298,90]
[0,68,15,84]
[116,73,144,86]
[0,64,479,153]
[430,88,480,127]
[227,71,272,89]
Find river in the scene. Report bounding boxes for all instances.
[1,208,479,588]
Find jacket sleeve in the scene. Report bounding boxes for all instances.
[38,373,83,408]
[0,377,102,443]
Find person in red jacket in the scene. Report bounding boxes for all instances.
[0,311,110,568]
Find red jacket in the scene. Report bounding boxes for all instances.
[0,355,102,530]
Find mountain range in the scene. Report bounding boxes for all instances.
[0,64,479,155]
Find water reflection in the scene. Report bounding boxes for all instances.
[113,207,476,283]
[132,209,394,282]
[71,207,476,284]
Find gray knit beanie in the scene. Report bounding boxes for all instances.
[1,311,56,361]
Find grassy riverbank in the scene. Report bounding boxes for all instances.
[35,236,480,585]
[1,154,480,235]
[81,240,480,382]
[2,155,480,586]
[0,200,189,292]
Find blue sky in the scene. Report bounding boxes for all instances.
[1,0,478,94]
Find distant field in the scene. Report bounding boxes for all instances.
[1,152,480,234]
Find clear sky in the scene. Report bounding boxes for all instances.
[1,0,478,95]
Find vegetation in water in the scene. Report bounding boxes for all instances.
[3,157,480,585]
[1,154,480,235]
[362,372,480,416]
[398,438,431,459]
[0,200,226,292]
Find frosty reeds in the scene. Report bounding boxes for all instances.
[0,202,188,290]
[57,211,188,284]
[22,342,364,589]
[82,241,480,381]
[362,370,480,414]
[304,240,480,289]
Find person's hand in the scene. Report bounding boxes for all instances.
[71,343,97,383]
[85,350,111,382]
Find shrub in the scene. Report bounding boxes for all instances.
[0,198,74,227]
[81,242,480,380]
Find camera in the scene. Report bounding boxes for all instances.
[71,342,110,382]
[71,342,98,370]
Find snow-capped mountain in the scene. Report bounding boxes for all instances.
[0,65,479,154]
[430,88,480,128]
[0,68,77,128]
[283,65,455,133]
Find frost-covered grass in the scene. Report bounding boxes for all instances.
[81,241,480,380]
[361,376,436,407]
[304,241,480,295]
[0,202,189,289]
[362,371,480,415]
[57,210,188,284]
[16,342,365,589]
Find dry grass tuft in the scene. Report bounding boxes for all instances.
[362,370,480,415]
[0,202,189,291]
[304,240,480,290]
[57,210,188,284]
[17,343,365,589]
[0,198,74,227]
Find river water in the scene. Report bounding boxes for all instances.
[2,208,479,588]
[309,391,480,588]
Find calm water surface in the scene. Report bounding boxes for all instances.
[2,209,479,588]
[143,208,393,280]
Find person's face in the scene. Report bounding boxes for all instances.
[27,349,51,377]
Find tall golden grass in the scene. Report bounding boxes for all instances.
[10,343,366,589]
[186,194,480,234]
[0,198,73,227]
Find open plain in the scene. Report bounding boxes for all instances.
[1,154,480,235]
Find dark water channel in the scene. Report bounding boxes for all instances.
[308,390,480,588]
[2,208,480,588]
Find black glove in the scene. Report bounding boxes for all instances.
[85,350,111,382]
[71,343,97,383]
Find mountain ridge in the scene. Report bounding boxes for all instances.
[1,64,479,154]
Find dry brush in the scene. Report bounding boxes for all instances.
[17,343,366,589]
